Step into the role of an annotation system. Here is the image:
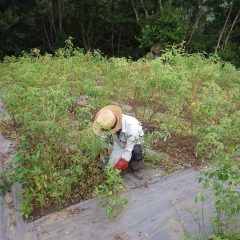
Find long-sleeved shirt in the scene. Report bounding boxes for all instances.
[102,114,144,166]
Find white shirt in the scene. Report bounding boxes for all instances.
[103,114,144,166]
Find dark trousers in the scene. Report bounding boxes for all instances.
[129,144,144,170]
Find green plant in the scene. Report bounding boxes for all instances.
[143,126,170,146]
[1,42,240,219]
[138,9,187,48]
[0,171,11,192]
[196,157,240,236]
[208,233,240,240]
[195,133,224,161]
[158,125,171,142]
[94,167,128,219]
[144,151,165,167]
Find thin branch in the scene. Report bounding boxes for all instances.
[81,22,87,49]
[223,8,240,50]
[43,17,53,51]
[111,28,114,56]
[187,12,204,45]
[48,13,55,50]
[51,2,56,35]
[131,0,140,25]
[159,0,163,12]
[80,0,89,49]
[171,202,188,233]
[141,0,149,19]
[215,1,233,53]
[111,0,114,55]
[58,0,62,32]
[117,32,121,55]
[87,18,93,49]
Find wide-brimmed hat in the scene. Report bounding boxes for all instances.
[93,105,122,135]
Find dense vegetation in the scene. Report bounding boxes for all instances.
[0,41,239,227]
[0,36,239,240]
[1,0,240,66]
[1,1,240,238]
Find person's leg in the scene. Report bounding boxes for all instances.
[129,144,144,171]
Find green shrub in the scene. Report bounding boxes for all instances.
[196,156,240,236]
[1,42,239,218]
[138,9,187,48]
[94,167,128,219]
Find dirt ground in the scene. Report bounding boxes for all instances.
[151,132,201,170]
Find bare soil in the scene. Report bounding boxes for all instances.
[0,121,18,141]
[29,207,89,224]
[114,232,129,240]
[151,132,201,169]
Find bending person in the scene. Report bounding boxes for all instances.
[93,105,144,172]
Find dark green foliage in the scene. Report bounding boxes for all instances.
[0,0,240,65]
[138,8,187,47]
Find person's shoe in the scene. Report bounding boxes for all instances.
[133,170,144,180]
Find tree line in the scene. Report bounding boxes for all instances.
[1,0,240,65]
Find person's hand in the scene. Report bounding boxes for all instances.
[114,158,129,172]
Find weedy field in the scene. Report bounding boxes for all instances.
[0,40,240,230]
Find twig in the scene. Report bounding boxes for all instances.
[171,201,188,233]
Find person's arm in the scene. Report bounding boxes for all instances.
[121,135,136,160]
[114,134,137,172]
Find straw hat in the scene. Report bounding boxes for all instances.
[93,105,122,135]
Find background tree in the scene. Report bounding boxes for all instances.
[0,0,239,66]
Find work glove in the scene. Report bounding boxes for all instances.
[113,158,129,173]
